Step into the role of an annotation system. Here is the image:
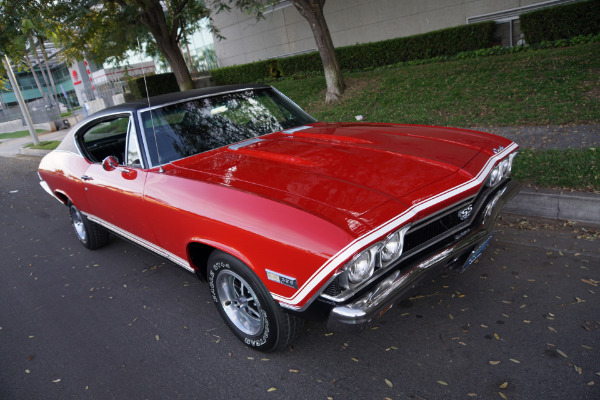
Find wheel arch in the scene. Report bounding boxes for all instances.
[187,240,256,282]
[54,190,70,206]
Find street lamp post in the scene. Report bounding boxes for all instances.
[3,55,39,146]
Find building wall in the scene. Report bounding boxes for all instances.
[211,0,575,67]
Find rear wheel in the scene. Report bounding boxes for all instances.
[68,203,109,250]
[207,250,303,352]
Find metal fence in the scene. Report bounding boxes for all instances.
[0,102,61,125]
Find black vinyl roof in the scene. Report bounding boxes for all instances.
[91,83,272,117]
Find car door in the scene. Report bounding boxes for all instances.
[77,114,153,243]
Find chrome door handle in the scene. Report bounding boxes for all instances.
[81,175,94,181]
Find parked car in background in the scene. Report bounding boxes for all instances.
[38,84,519,351]
[31,101,67,113]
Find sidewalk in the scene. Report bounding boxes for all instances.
[1,124,599,225]
[0,129,69,158]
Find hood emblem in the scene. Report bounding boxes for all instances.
[493,146,505,154]
[458,204,473,221]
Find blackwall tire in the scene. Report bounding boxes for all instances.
[207,250,303,352]
[68,203,109,250]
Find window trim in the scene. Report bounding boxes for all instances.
[75,111,138,166]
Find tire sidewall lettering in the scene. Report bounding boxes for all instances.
[208,256,274,350]
[244,309,269,347]
[208,261,230,303]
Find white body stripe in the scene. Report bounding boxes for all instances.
[272,143,518,308]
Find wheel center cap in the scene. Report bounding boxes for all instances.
[234,297,248,309]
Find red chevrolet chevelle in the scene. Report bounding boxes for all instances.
[38,84,519,351]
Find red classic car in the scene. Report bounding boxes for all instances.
[38,84,519,351]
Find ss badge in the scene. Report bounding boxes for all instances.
[458,204,473,221]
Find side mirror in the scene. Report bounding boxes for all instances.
[102,156,120,172]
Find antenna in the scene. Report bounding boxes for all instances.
[137,37,163,173]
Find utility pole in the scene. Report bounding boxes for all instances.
[3,55,39,145]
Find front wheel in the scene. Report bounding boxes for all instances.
[68,203,109,250]
[207,250,303,352]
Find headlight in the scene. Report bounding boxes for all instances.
[341,227,408,288]
[380,229,406,268]
[381,231,401,266]
[346,247,376,284]
[486,152,517,187]
[487,166,501,186]
[507,152,517,174]
[499,159,510,177]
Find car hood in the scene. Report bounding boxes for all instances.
[169,122,507,233]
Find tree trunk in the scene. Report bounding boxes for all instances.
[156,37,195,91]
[290,0,345,103]
[31,41,54,106]
[38,37,61,107]
[24,49,49,105]
[135,1,195,92]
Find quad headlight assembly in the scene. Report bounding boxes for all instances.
[486,151,517,187]
[340,227,409,289]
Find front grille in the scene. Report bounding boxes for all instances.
[323,277,343,296]
[320,197,480,300]
[403,202,469,253]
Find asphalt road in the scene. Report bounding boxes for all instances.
[1,155,599,400]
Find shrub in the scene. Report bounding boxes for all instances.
[210,60,273,85]
[128,73,179,98]
[520,0,600,44]
[211,21,495,84]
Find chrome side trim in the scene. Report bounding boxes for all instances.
[84,213,194,273]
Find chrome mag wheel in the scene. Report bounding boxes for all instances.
[70,205,87,242]
[216,270,264,336]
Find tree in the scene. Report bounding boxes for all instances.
[50,0,213,91]
[213,0,345,102]
[21,19,60,108]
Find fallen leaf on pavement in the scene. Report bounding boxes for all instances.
[557,349,568,358]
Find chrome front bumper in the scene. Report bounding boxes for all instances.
[327,179,520,331]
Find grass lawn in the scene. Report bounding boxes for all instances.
[0,129,46,140]
[513,148,599,192]
[24,140,60,151]
[272,42,600,128]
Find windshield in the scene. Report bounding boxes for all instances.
[140,88,316,166]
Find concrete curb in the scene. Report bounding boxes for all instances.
[505,187,600,225]
[19,147,52,157]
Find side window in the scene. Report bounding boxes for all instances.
[80,116,130,164]
[126,123,142,167]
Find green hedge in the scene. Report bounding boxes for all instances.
[520,0,600,44]
[211,59,280,85]
[128,72,180,99]
[210,21,495,84]
[281,21,496,75]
